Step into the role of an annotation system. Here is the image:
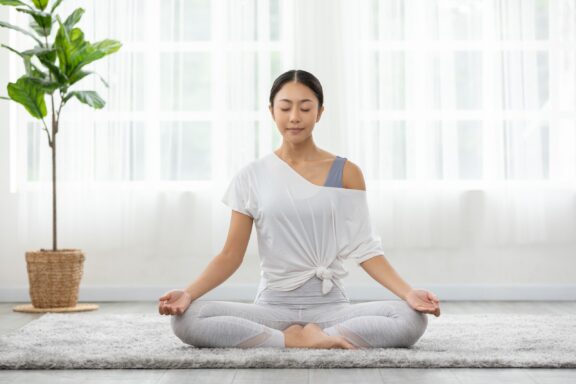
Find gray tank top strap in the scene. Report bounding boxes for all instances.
[323,156,347,188]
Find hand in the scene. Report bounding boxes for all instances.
[158,289,193,316]
[405,289,441,317]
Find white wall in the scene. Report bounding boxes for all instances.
[0,5,574,302]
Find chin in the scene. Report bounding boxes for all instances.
[284,136,309,143]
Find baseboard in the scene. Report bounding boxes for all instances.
[1,284,575,302]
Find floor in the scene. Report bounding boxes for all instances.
[1,301,575,384]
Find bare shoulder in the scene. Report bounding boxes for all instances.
[342,159,366,191]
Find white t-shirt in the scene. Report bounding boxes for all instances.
[221,152,385,295]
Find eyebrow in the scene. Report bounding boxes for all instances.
[278,99,313,103]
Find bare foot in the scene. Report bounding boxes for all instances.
[283,323,356,349]
[283,324,304,341]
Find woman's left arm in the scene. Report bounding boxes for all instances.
[360,255,441,317]
[343,162,441,316]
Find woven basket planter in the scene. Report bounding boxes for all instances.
[25,249,85,308]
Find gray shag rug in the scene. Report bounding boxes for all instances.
[0,313,575,369]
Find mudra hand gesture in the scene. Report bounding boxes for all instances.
[158,289,194,316]
[405,289,441,317]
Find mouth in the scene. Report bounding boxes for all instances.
[286,128,304,134]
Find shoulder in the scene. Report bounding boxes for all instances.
[228,160,258,189]
[342,159,366,191]
[237,155,267,177]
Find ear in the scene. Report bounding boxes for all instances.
[316,105,324,122]
[269,105,275,120]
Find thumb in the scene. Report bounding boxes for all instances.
[159,293,171,301]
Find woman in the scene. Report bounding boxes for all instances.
[158,69,441,349]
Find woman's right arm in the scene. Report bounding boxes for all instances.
[158,210,254,315]
[183,210,254,300]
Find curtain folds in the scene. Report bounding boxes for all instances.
[7,0,576,271]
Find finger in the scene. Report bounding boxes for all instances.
[426,303,440,316]
[417,305,436,313]
[159,294,170,301]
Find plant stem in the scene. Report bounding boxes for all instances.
[46,30,57,252]
[51,97,57,251]
[41,122,52,147]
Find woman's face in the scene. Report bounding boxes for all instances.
[269,81,324,144]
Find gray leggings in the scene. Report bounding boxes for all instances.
[170,277,428,349]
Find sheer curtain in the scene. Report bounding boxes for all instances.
[341,0,576,251]
[281,0,576,253]
[7,0,291,284]
[6,0,576,289]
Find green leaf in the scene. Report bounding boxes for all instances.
[21,46,54,56]
[16,8,52,37]
[31,0,48,11]
[70,38,121,75]
[93,39,122,55]
[66,69,109,88]
[67,68,91,85]
[53,16,121,83]
[63,8,84,31]
[0,43,24,58]
[38,56,68,84]
[69,47,106,74]
[0,20,43,45]
[2,44,50,78]
[65,90,105,109]
[50,0,64,14]
[56,28,101,77]
[22,55,47,78]
[7,76,47,119]
[28,77,60,93]
[29,19,46,37]
[0,0,27,6]
[54,16,69,72]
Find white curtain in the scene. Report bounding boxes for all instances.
[7,0,576,282]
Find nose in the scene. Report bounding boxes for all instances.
[289,108,300,123]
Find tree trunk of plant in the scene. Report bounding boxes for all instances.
[51,120,58,252]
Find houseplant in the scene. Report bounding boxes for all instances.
[0,0,121,308]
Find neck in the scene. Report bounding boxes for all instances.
[276,138,321,163]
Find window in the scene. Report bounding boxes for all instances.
[10,0,290,189]
[356,0,576,182]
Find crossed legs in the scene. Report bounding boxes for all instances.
[170,299,428,349]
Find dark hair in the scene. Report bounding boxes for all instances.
[269,69,324,109]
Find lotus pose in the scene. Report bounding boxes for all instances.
[158,70,441,349]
